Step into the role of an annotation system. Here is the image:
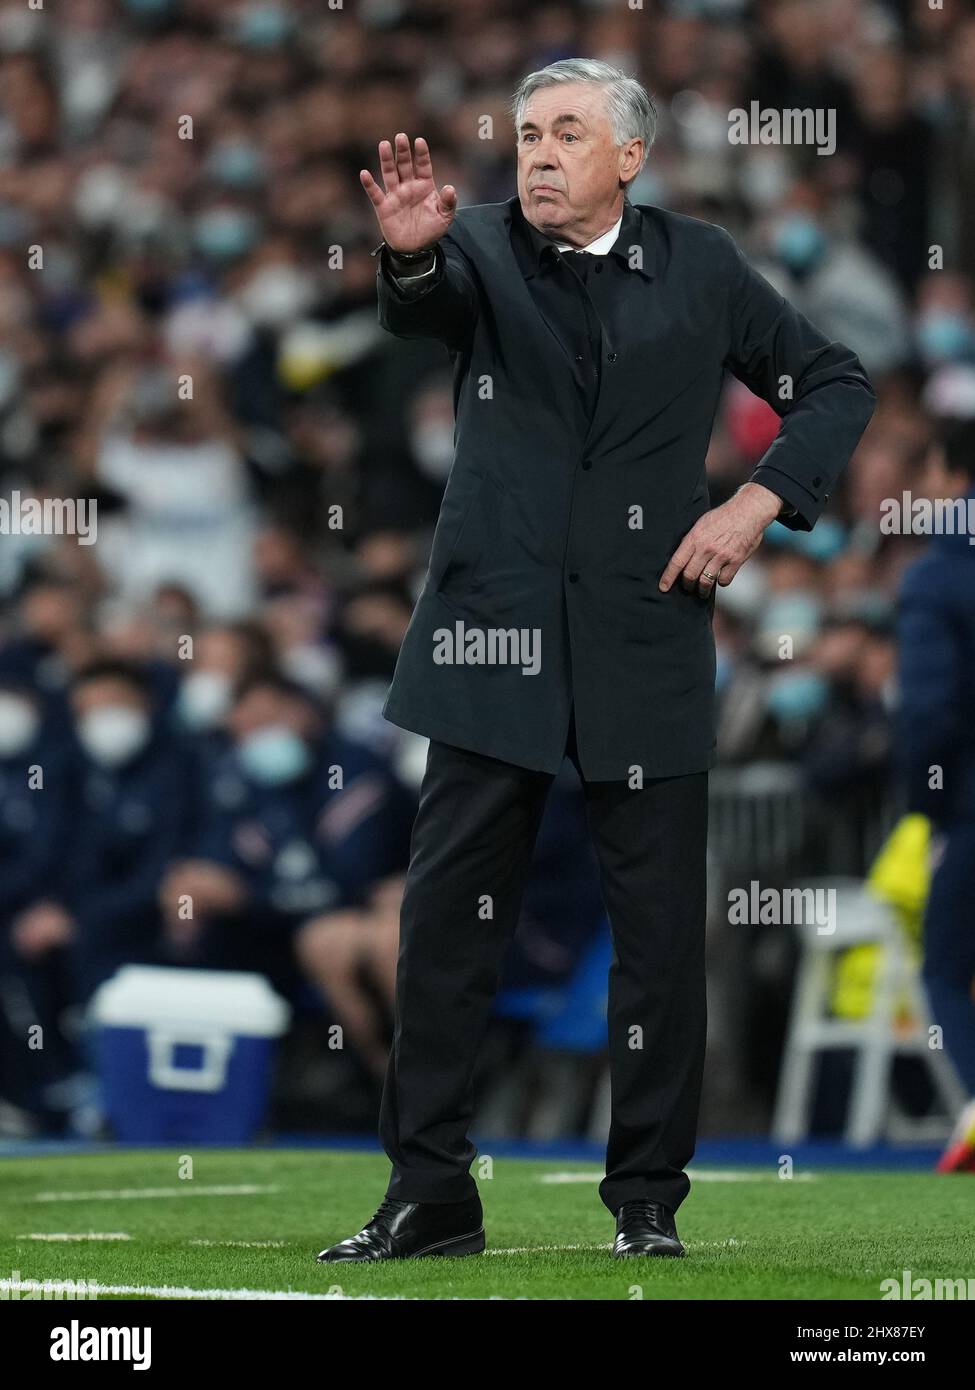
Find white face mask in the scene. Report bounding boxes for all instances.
[178,670,234,730]
[410,421,455,481]
[281,644,342,699]
[238,264,316,328]
[76,706,151,768]
[0,694,40,757]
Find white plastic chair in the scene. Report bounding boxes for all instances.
[772,877,966,1148]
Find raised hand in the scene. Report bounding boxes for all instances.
[360,133,457,253]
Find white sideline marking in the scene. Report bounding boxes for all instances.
[486,1239,744,1254]
[17,1233,132,1242]
[0,1278,380,1302]
[189,1239,287,1248]
[539,1170,816,1183]
[32,1184,278,1203]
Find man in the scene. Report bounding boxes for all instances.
[160,673,414,1024]
[318,59,875,1263]
[55,660,194,1000]
[896,418,975,1173]
[0,683,75,1127]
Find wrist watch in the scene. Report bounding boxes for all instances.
[371,242,437,265]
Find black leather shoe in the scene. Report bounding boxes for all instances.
[613,1199,685,1258]
[317,1195,485,1263]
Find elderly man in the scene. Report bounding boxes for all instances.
[318,58,875,1263]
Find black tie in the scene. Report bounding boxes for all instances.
[566,249,595,282]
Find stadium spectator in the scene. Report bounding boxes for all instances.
[896,417,975,1171]
[159,673,415,1018]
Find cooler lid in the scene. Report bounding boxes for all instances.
[89,966,291,1037]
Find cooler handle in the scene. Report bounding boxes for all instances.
[146,1029,234,1092]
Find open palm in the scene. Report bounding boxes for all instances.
[360,133,457,253]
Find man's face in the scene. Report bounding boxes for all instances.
[71,677,146,721]
[516,82,640,240]
[227,685,315,743]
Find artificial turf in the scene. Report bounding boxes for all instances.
[0,1148,972,1300]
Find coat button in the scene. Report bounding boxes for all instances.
[812,475,822,487]
[568,572,579,583]
[574,354,584,363]
[582,458,592,470]
[607,352,618,362]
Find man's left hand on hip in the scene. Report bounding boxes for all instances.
[658,481,784,598]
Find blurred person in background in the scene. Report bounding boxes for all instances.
[896,416,975,1173]
[0,575,92,733]
[159,673,415,1019]
[46,659,195,1001]
[75,354,259,619]
[174,619,275,738]
[0,681,76,1133]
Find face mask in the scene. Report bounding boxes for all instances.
[77,706,151,768]
[756,592,822,659]
[281,644,342,698]
[206,140,265,191]
[235,5,292,47]
[177,671,233,730]
[410,422,455,481]
[238,725,312,786]
[917,312,975,366]
[194,209,261,262]
[766,671,830,724]
[772,214,826,275]
[0,694,40,757]
[238,265,316,328]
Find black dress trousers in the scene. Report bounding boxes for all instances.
[378,708,708,1215]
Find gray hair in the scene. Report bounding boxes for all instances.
[509,59,656,175]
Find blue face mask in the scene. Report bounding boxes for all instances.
[238,726,312,787]
[772,214,827,274]
[236,6,292,47]
[767,671,830,724]
[194,209,260,262]
[917,312,975,365]
[207,141,265,191]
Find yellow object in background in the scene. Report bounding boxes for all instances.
[829,815,931,1022]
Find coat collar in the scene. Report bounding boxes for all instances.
[506,195,656,283]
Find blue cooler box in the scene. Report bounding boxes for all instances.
[90,966,291,1143]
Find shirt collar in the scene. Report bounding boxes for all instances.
[509,195,656,282]
[554,213,623,256]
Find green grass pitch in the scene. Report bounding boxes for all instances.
[0,1148,972,1300]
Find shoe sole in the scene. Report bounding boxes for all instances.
[318,1226,486,1264]
[411,1226,486,1259]
[613,1245,685,1259]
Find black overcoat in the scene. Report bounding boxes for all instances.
[375,195,876,779]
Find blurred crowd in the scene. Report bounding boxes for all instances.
[2,0,975,1135]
